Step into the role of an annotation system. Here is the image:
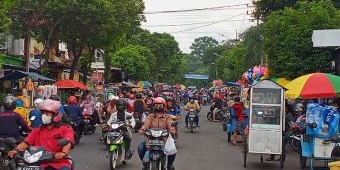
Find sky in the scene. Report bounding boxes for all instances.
[141,0,256,53]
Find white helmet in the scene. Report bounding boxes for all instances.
[34,98,44,107]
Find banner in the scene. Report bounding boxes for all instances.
[184,74,209,80]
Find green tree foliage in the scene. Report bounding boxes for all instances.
[111,45,153,81]
[253,0,340,19]
[129,30,181,82]
[216,45,247,81]
[239,26,264,67]
[190,36,219,59]
[262,0,339,79]
[0,0,15,42]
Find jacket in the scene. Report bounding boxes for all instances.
[0,110,31,139]
[140,113,176,134]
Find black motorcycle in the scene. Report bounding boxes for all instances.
[83,114,96,135]
[143,122,177,170]
[68,118,81,144]
[0,137,17,170]
[206,103,225,121]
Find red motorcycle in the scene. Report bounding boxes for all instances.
[83,113,96,135]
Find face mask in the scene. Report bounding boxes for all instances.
[154,107,163,113]
[42,114,52,124]
[117,106,125,113]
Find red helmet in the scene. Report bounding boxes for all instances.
[68,96,77,104]
[154,97,167,108]
[129,94,135,100]
[40,99,62,123]
[214,94,221,99]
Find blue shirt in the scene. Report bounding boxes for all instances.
[64,104,82,124]
[167,106,180,116]
[29,108,42,128]
[0,110,30,139]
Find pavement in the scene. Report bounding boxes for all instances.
[72,105,327,170]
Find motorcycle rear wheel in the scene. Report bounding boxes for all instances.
[84,123,89,135]
[150,160,161,170]
[289,138,300,151]
[109,150,119,170]
[206,112,213,121]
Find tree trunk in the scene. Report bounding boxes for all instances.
[69,40,83,80]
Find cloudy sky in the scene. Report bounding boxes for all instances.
[141,0,256,53]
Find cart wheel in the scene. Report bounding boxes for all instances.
[260,154,263,164]
[298,144,306,169]
[243,137,248,168]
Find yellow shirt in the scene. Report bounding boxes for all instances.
[185,102,200,110]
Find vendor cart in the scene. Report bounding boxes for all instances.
[243,80,286,168]
[299,103,339,170]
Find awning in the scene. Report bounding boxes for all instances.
[122,81,138,87]
[0,54,24,68]
[0,70,55,81]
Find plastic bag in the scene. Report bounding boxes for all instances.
[164,134,177,155]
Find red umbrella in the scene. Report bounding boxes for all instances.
[54,79,88,90]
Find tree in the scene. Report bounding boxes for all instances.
[60,0,145,79]
[190,36,219,59]
[239,26,264,67]
[0,0,15,45]
[262,0,339,79]
[129,30,181,82]
[253,0,340,20]
[111,45,153,81]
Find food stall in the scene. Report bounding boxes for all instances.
[243,79,286,168]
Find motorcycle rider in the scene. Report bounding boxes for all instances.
[29,98,44,128]
[133,93,147,120]
[127,94,135,113]
[0,94,31,142]
[167,97,180,117]
[144,93,154,112]
[107,99,136,159]
[64,96,84,139]
[80,94,96,125]
[8,99,74,170]
[212,93,223,122]
[184,96,200,127]
[138,97,177,170]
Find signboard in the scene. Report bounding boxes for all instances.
[29,55,45,69]
[312,29,340,47]
[184,74,209,80]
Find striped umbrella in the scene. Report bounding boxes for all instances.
[271,78,291,87]
[285,73,340,99]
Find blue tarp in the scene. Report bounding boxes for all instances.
[0,70,54,81]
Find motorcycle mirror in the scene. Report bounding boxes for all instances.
[57,139,70,147]
[171,122,178,127]
[126,115,133,120]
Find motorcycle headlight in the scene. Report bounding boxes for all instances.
[151,130,162,138]
[24,150,43,164]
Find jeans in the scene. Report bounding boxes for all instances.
[185,113,199,126]
[137,141,176,166]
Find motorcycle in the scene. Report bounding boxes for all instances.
[105,115,133,170]
[0,138,17,170]
[14,139,74,170]
[143,122,177,170]
[68,118,81,144]
[83,113,95,135]
[206,103,224,122]
[187,109,197,133]
[132,112,145,133]
[284,121,303,151]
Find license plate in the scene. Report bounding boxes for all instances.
[108,132,121,137]
[17,166,43,170]
[189,114,196,118]
[149,140,164,146]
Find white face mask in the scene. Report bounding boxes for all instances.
[42,114,52,124]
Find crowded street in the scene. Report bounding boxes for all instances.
[73,105,301,170]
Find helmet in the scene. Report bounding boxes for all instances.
[116,99,127,107]
[40,99,62,123]
[108,95,115,101]
[154,97,167,108]
[34,98,44,107]
[136,93,142,99]
[166,96,175,103]
[49,95,60,101]
[68,96,77,104]
[214,94,221,99]
[129,94,135,100]
[3,95,17,110]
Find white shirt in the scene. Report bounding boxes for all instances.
[107,111,136,130]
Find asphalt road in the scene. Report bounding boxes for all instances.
[71,105,323,170]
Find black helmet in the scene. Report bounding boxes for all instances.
[49,95,60,101]
[136,93,142,99]
[3,94,17,110]
[116,99,127,107]
[166,96,175,103]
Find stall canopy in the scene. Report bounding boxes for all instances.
[0,70,54,81]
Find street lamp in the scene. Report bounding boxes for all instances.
[211,63,217,79]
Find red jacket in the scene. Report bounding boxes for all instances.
[231,102,244,121]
